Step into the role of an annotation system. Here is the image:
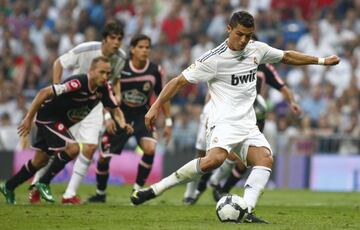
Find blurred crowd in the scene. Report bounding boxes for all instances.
[0,0,359,155]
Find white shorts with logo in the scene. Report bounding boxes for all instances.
[69,103,104,145]
[206,124,272,166]
[195,102,212,151]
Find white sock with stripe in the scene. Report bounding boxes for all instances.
[152,158,203,196]
[31,156,54,185]
[243,166,271,212]
[63,152,91,199]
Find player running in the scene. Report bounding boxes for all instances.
[0,57,132,204]
[28,21,131,204]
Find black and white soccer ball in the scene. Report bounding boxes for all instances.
[215,194,247,223]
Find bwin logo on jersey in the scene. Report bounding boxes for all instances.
[231,68,257,85]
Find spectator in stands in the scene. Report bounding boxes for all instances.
[161,3,184,46]
[300,85,328,126]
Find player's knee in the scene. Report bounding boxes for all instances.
[32,156,49,168]
[65,143,80,159]
[247,147,273,169]
[83,144,98,159]
[140,140,156,155]
[201,153,227,172]
[256,152,273,169]
[142,146,155,155]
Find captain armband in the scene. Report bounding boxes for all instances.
[52,84,67,96]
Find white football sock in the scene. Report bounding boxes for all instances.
[184,178,200,199]
[243,166,271,213]
[133,183,142,191]
[152,158,203,196]
[209,159,235,186]
[96,189,106,195]
[31,155,54,185]
[63,153,91,198]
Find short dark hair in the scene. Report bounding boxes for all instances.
[102,21,124,39]
[90,56,110,69]
[130,34,152,47]
[229,11,254,28]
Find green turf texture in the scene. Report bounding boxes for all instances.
[0,183,359,230]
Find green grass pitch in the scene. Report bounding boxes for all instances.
[0,183,359,230]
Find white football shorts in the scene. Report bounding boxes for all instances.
[206,124,272,166]
[69,103,104,145]
[195,102,212,151]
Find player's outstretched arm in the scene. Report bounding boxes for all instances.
[112,78,122,104]
[281,51,340,66]
[145,74,189,130]
[161,101,172,144]
[18,86,54,136]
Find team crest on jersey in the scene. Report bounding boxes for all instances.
[67,106,91,123]
[101,135,109,144]
[212,137,218,143]
[54,122,66,133]
[122,89,147,107]
[143,82,151,91]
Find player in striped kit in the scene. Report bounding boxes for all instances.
[87,34,172,203]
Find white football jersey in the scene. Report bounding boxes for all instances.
[182,40,283,131]
[59,41,126,82]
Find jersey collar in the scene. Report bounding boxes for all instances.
[129,59,149,73]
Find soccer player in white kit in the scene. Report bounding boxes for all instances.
[130,11,340,223]
[29,22,133,204]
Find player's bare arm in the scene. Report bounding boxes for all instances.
[112,78,122,104]
[18,86,54,136]
[281,51,340,66]
[104,78,122,134]
[280,86,301,115]
[145,74,189,130]
[52,58,64,84]
[161,101,172,144]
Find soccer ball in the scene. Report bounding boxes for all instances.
[215,194,247,223]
